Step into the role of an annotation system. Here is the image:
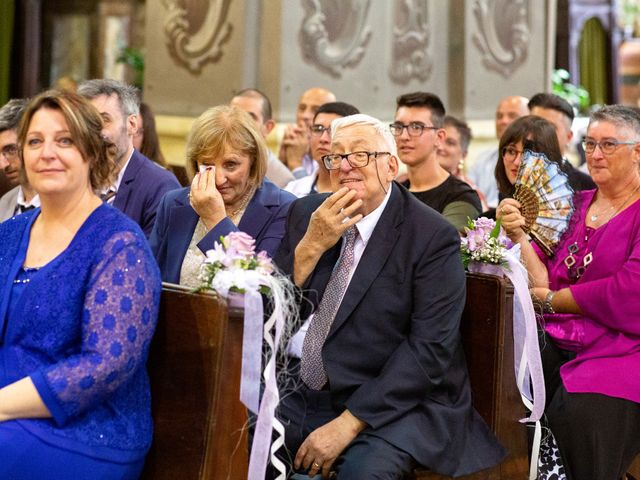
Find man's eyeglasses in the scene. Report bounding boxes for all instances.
[501,146,523,159]
[322,151,391,170]
[582,139,638,155]
[310,124,330,137]
[389,122,437,137]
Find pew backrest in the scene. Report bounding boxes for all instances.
[141,283,248,479]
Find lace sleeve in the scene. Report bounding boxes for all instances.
[35,232,160,425]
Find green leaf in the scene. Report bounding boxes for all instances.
[490,218,502,239]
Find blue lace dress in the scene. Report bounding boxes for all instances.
[0,204,161,479]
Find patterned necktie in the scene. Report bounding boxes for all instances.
[301,226,358,390]
[100,189,117,204]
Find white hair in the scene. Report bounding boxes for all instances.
[330,113,398,158]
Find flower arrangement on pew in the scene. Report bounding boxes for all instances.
[460,217,512,275]
[460,217,545,479]
[198,231,297,480]
[199,231,275,295]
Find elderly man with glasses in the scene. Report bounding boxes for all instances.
[0,99,40,221]
[392,92,481,231]
[274,114,505,479]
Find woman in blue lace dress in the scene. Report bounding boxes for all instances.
[0,90,161,479]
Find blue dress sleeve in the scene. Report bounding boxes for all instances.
[30,231,161,426]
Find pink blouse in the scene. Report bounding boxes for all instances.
[536,189,640,404]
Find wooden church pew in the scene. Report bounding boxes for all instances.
[140,283,248,479]
[411,273,528,480]
[142,276,638,479]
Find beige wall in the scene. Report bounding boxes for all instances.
[148,0,555,168]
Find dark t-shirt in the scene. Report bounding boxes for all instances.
[402,175,482,213]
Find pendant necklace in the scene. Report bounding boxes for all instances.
[565,183,640,279]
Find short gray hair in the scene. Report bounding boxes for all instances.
[330,113,398,158]
[589,104,640,136]
[0,99,28,133]
[77,79,140,116]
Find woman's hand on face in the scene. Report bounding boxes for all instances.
[497,198,527,243]
[189,166,227,230]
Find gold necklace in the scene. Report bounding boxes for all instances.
[226,185,255,220]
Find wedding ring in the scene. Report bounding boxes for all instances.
[312,462,321,469]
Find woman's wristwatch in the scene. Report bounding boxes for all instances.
[543,290,556,314]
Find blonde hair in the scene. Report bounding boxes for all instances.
[186,105,267,185]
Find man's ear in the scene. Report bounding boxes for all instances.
[386,154,399,180]
[263,119,276,136]
[127,114,139,137]
[434,128,446,150]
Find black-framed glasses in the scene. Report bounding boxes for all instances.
[322,151,391,170]
[582,139,638,155]
[310,124,331,137]
[0,144,18,160]
[389,122,437,137]
[501,146,523,159]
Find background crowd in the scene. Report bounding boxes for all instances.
[0,77,638,480]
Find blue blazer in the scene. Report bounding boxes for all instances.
[149,179,296,284]
[113,150,181,237]
[275,183,506,476]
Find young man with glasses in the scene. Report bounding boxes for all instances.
[0,99,40,221]
[392,91,481,231]
[284,101,359,197]
[274,114,504,479]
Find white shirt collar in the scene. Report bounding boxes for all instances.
[16,187,40,209]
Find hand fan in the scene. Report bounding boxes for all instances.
[513,150,574,256]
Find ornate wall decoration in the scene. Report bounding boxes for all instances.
[162,0,233,75]
[388,0,432,84]
[472,0,530,78]
[299,0,372,78]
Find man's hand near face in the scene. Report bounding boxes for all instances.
[293,187,362,286]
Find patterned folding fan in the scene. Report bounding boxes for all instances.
[513,150,575,256]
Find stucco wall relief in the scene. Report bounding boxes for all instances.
[163,0,233,74]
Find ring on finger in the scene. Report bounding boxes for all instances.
[312,461,321,469]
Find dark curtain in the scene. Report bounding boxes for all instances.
[579,17,608,106]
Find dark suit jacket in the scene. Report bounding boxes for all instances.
[275,183,505,476]
[113,150,181,237]
[149,179,296,284]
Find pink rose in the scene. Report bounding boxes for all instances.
[225,231,256,257]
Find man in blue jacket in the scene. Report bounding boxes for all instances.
[79,79,180,237]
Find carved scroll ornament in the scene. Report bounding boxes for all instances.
[299,0,372,78]
[472,0,530,78]
[163,0,233,75]
[389,0,432,84]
